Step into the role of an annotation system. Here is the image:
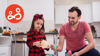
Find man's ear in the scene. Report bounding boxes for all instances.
[78,16,81,20]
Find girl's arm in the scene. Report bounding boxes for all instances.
[26,32,35,48]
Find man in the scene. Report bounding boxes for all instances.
[51,7,100,56]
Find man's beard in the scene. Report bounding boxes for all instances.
[69,20,78,26]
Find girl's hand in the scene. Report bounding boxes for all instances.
[72,52,80,56]
[33,41,42,47]
[46,45,49,49]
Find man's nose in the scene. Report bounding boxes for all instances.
[69,18,73,21]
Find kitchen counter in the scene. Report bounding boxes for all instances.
[93,37,100,38]
[57,37,100,39]
[2,32,59,36]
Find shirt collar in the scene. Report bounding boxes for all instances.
[32,29,41,34]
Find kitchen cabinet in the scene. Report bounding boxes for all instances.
[83,4,92,23]
[23,0,54,20]
[0,36,12,56]
[12,43,25,56]
[38,0,54,20]
[0,46,11,56]
[65,5,73,22]
[92,2,100,22]
[55,5,66,24]
[0,36,12,46]
[76,5,84,21]
[55,4,92,24]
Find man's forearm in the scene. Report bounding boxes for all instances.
[57,44,63,52]
[78,43,95,55]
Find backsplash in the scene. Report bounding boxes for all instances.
[4,18,55,33]
[55,22,100,37]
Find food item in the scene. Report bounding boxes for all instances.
[4,31,14,34]
[53,45,57,49]
[41,40,49,48]
[18,32,24,34]
[54,29,58,33]
[15,32,19,34]
[4,31,10,34]
[49,30,53,32]
[11,31,13,34]
[49,29,58,33]
[67,50,72,56]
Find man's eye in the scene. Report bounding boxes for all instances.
[72,17,75,19]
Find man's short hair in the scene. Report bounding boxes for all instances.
[69,6,82,17]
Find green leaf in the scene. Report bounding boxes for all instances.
[0,27,3,33]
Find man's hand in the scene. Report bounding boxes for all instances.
[72,52,80,56]
[50,44,59,51]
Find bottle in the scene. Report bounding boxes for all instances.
[67,50,72,56]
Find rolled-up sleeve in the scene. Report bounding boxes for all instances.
[59,25,65,36]
[84,21,91,33]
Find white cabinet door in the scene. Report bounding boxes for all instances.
[12,43,24,56]
[55,5,66,24]
[38,0,54,20]
[0,46,11,56]
[77,5,84,21]
[66,5,73,22]
[92,2,100,22]
[83,4,92,23]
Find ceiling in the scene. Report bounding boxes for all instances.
[54,0,100,5]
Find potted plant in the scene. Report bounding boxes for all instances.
[0,27,3,35]
[90,25,97,37]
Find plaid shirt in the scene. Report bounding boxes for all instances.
[26,29,49,56]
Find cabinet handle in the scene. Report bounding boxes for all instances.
[0,53,6,55]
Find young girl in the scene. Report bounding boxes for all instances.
[26,14,49,56]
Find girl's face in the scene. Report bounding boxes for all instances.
[34,19,43,31]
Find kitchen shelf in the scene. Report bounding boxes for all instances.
[2,32,59,36]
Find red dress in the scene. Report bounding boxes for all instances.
[26,29,49,56]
